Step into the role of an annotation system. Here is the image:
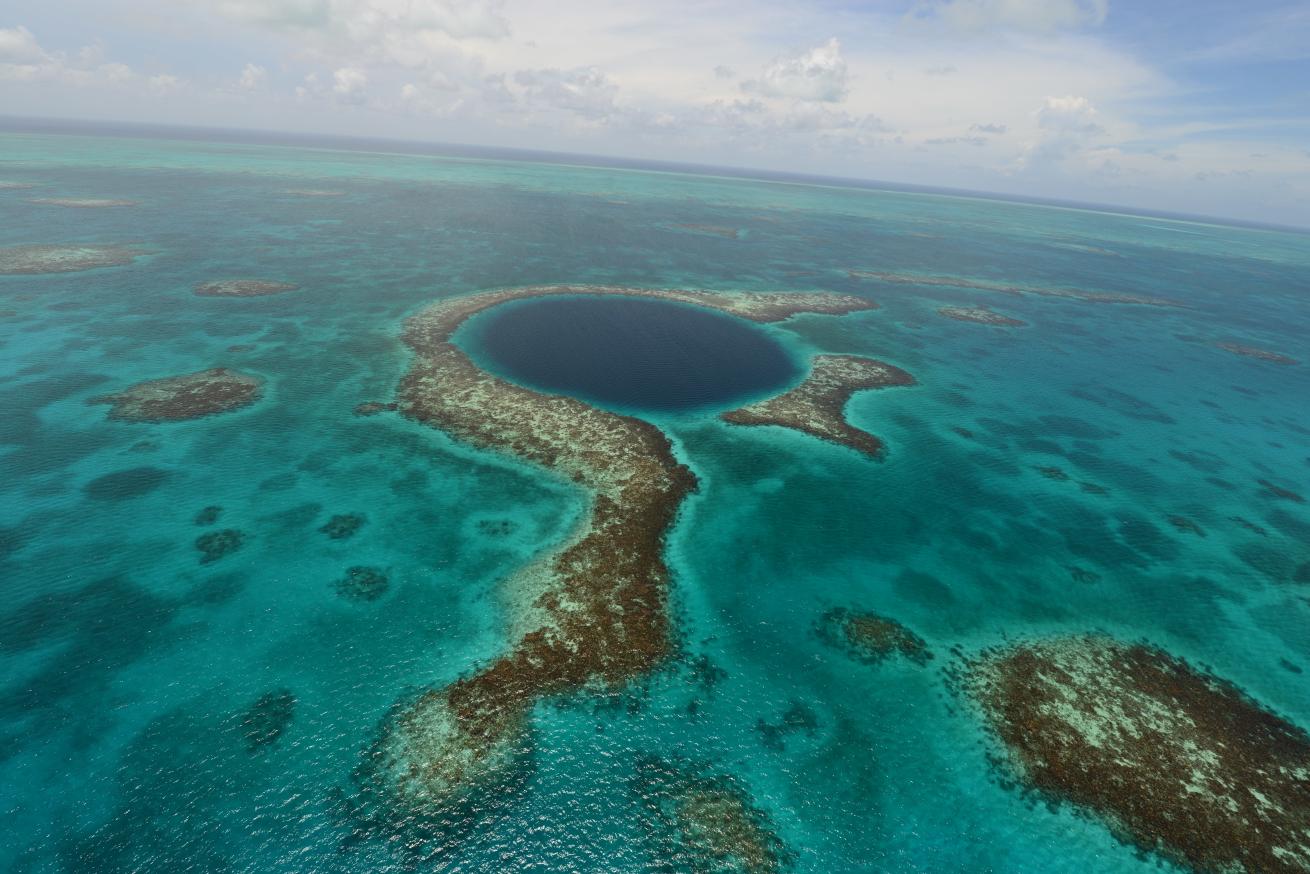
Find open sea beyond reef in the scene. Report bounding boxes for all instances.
[1,129,1309,873]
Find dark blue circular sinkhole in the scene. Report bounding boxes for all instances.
[467,295,800,412]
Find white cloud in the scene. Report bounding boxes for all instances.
[148,73,183,94]
[332,65,367,102]
[742,38,849,103]
[1036,94,1103,134]
[0,25,46,63]
[238,62,266,89]
[513,66,618,121]
[0,25,183,93]
[911,0,1109,33]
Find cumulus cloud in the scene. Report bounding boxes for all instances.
[742,38,849,103]
[513,66,618,120]
[713,64,735,80]
[970,122,1008,134]
[332,65,367,102]
[1036,94,1103,134]
[911,0,1108,33]
[0,25,46,63]
[213,0,509,39]
[924,135,986,146]
[238,62,266,89]
[149,73,183,94]
[0,25,183,92]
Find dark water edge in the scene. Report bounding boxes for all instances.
[465,295,801,412]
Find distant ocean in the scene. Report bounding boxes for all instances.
[1,123,1307,872]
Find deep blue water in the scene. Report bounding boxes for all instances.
[467,295,800,412]
[0,130,1308,873]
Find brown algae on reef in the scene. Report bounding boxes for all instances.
[0,244,143,274]
[722,354,914,457]
[366,284,892,817]
[964,635,1310,873]
[90,368,263,422]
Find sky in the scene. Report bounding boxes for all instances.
[2,0,1308,226]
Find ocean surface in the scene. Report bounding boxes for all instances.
[1,130,1308,873]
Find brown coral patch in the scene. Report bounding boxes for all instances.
[27,197,137,208]
[195,528,245,564]
[938,306,1027,327]
[90,368,263,422]
[334,566,389,602]
[818,608,932,666]
[319,512,366,540]
[1167,515,1206,537]
[850,269,1182,307]
[353,401,397,417]
[634,757,789,874]
[1216,342,1297,366]
[721,354,914,457]
[674,223,741,239]
[0,244,142,275]
[965,635,1310,873]
[194,279,299,297]
[378,285,874,811]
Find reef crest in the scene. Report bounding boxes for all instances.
[375,285,874,813]
[91,368,263,422]
[851,269,1181,307]
[722,355,913,457]
[28,197,137,208]
[194,279,300,297]
[938,306,1027,327]
[0,244,142,275]
[965,635,1310,873]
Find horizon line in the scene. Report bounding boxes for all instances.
[2,114,1306,236]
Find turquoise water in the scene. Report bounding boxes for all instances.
[1,130,1308,872]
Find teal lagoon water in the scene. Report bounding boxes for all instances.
[1,130,1308,872]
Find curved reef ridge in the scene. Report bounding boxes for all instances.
[850,269,1182,307]
[0,244,142,275]
[194,279,300,297]
[721,354,914,457]
[965,635,1310,873]
[91,368,263,422]
[938,306,1027,327]
[373,284,875,816]
[27,197,137,208]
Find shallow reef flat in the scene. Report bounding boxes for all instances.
[194,279,300,297]
[27,197,137,208]
[963,635,1310,873]
[1216,341,1298,365]
[850,269,1182,307]
[634,756,790,874]
[0,243,142,275]
[372,285,874,817]
[722,354,914,457]
[90,367,263,422]
[938,306,1027,327]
